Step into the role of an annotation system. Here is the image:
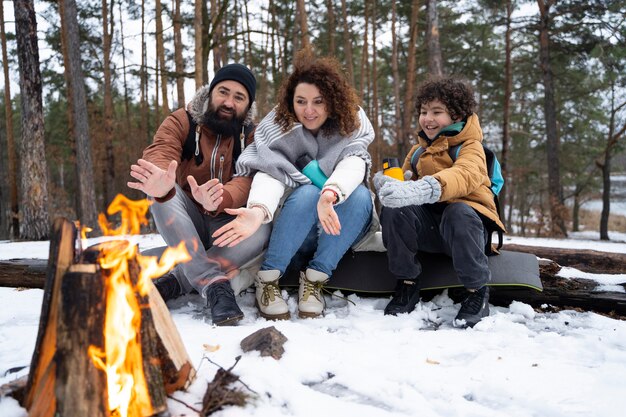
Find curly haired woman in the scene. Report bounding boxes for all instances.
[213,48,375,320]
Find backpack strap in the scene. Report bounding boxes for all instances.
[233,123,255,164]
[448,142,504,254]
[181,111,202,165]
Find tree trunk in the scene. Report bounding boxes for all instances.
[243,0,252,66]
[140,0,149,146]
[390,0,402,158]
[571,194,580,232]
[257,4,271,116]
[60,0,98,231]
[360,0,370,103]
[340,0,354,85]
[296,0,309,51]
[14,0,50,240]
[116,0,136,182]
[599,83,626,240]
[426,0,443,76]
[155,0,170,117]
[194,0,203,89]
[57,0,78,218]
[102,0,115,209]
[401,0,420,155]
[211,0,223,73]
[537,0,567,237]
[501,0,512,229]
[370,0,380,171]
[173,0,185,108]
[0,0,18,238]
[326,0,336,55]
[268,0,279,97]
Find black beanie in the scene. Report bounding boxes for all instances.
[209,63,256,105]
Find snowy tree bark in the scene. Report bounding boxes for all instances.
[0,0,19,238]
[14,0,50,240]
[59,0,98,231]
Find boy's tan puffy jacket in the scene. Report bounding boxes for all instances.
[402,113,505,233]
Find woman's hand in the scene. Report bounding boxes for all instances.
[212,207,265,247]
[318,190,341,235]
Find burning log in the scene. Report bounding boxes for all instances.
[19,216,196,417]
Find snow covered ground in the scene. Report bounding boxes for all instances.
[1,234,625,417]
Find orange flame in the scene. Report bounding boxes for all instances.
[98,194,152,236]
[88,194,190,417]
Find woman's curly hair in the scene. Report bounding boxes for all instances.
[415,77,477,121]
[274,48,360,136]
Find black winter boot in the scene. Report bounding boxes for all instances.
[384,280,420,316]
[454,286,490,328]
[154,273,182,302]
[205,280,244,326]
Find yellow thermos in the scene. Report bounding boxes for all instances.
[382,158,404,181]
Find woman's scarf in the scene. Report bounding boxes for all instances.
[236,106,374,188]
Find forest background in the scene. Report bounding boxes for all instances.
[0,0,625,242]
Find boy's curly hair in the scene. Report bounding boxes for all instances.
[415,77,477,121]
[274,48,360,136]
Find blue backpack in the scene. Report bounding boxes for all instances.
[410,143,505,253]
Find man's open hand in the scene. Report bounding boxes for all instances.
[128,159,177,198]
[188,176,223,213]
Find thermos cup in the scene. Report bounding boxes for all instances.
[382,157,404,181]
[296,154,328,189]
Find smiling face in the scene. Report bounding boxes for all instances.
[418,99,457,140]
[293,82,329,135]
[209,80,250,121]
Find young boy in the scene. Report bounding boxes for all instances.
[373,77,505,328]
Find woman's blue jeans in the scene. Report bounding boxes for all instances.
[261,184,372,277]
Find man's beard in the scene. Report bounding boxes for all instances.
[202,103,247,138]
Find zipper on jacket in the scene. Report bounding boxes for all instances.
[218,155,225,183]
[210,134,222,179]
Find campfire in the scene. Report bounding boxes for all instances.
[21,195,196,417]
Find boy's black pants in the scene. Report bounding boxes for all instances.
[380,202,490,290]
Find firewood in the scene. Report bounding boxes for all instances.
[240,326,288,360]
[18,218,196,416]
[24,218,76,414]
[55,263,108,417]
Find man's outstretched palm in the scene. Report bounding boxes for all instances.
[128,159,177,198]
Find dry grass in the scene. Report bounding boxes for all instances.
[577,208,626,233]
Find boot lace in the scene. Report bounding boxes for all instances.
[206,281,234,306]
[260,279,283,306]
[302,278,328,302]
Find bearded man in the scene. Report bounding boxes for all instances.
[128,64,270,326]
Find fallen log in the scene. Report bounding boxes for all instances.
[502,244,626,274]
[442,260,626,318]
[2,243,625,317]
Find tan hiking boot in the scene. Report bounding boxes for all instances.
[255,270,290,320]
[298,268,329,318]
